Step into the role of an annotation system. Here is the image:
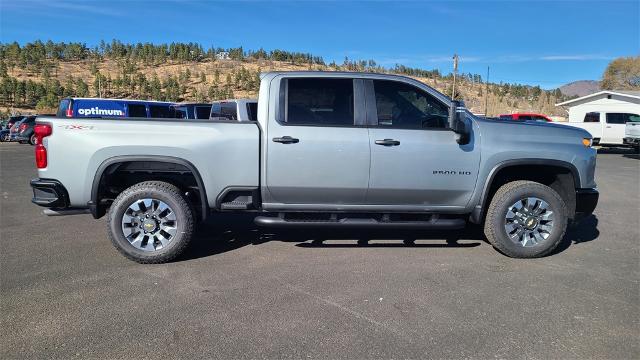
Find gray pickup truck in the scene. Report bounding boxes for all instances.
[30,71,598,263]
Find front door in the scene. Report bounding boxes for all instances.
[366,79,480,208]
[264,77,370,207]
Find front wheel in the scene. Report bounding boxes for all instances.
[107,181,195,263]
[484,180,568,258]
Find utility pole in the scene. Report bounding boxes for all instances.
[484,66,490,116]
[452,54,459,99]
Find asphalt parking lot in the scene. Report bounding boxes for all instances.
[1,143,638,359]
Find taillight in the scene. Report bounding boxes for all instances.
[34,124,52,169]
[66,108,73,117]
[19,123,27,132]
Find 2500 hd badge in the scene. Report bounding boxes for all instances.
[433,170,472,175]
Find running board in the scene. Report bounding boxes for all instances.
[254,215,466,229]
[43,208,92,216]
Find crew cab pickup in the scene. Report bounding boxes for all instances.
[30,72,599,263]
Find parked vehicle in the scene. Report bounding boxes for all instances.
[556,90,640,146]
[210,99,258,121]
[15,116,37,145]
[1,115,25,142]
[8,118,29,142]
[30,71,598,263]
[5,115,25,130]
[171,102,212,119]
[499,113,553,122]
[623,114,640,149]
[57,98,176,118]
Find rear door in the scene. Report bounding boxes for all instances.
[366,79,480,208]
[264,77,370,207]
[603,113,637,144]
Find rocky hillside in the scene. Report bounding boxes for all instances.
[559,80,600,97]
[0,40,571,117]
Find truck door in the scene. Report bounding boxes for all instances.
[264,77,370,208]
[603,112,637,144]
[365,79,480,208]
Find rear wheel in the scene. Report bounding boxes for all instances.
[29,134,37,145]
[484,180,567,258]
[107,181,194,263]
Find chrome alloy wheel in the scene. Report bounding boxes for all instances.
[121,198,177,252]
[504,197,555,247]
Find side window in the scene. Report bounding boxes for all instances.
[128,104,147,118]
[584,112,600,123]
[606,113,639,124]
[221,103,238,120]
[210,103,236,120]
[373,80,448,129]
[149,105,174,118]
[210,103,222,119]
[195,106,212,119]
[57,99,71,117]
[284,78,354,126]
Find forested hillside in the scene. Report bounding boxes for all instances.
[0,40,573,117]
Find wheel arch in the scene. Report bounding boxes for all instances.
[470,159,580,224]
[90,155,208,221]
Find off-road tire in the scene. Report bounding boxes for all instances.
[484,180,567,258]
[108,181,194,263]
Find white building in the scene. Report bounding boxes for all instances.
[556,90,640,145]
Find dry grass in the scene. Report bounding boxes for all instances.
[3,58,564,116]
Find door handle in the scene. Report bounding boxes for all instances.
[273,136,299,144]
[375,139,400,146]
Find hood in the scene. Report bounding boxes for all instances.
[475,116,592,139]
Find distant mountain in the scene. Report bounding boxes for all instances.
[560,80,600,97]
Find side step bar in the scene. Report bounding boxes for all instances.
[43,208,92,216]
[254,215,466,229]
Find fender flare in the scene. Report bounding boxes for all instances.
[470,158,580,224]
[89,155,208,220]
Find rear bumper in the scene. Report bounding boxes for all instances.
[575,188,598,219]
[30,178,70,208]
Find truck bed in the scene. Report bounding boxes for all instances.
[36,117,260,209]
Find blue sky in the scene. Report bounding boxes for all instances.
[1,0,638,89]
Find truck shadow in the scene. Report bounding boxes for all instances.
[597,147,638,158]
[179,214,600,261]
[551,214,600,255]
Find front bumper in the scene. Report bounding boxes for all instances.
[30,178,70,208]
[575,188,598,218]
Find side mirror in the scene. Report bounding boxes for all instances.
[449,100,470,145]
